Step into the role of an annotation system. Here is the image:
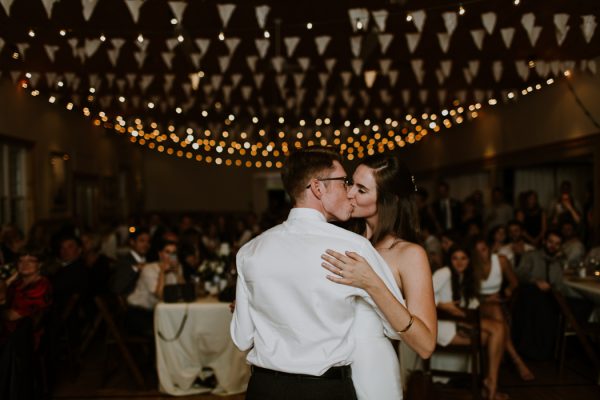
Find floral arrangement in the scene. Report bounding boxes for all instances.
[0,262,16,280]
[196,242,234,296]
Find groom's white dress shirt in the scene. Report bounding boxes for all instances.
[231,208,404,376]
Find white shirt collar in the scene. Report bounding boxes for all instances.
[287,207,327,222]
[130,250,145,263]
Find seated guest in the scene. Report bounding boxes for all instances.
[471,238,533,381]
[45,236,88,313]
[81,232,113,296]
[1,248,52,349]
[513,230,592,360]
[110,228,151,296]
[421,222,443,271]
[432,245,507,400]
[485,188,514,234]
[561,221,586,269]
[126,240,184,337]
[498,220,535,268]
[488,225,508,255]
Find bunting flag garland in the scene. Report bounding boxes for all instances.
[437,32,451,53]
[284,37,300,57]
[581,15,597,43]
[406,33,421,54]
[315,36,331,56]
[195,39,210,55]
[44,45,59,63]
[348,8,369,32]
[500,27,516,49]
[378,34,393,54]
[442,12,457,35]
[217,4,236,28]
[255,38,270,59]
[350,36,362,57]
[125,0,144,24]
[168,1,187,23]
[255,5,270,29]
[41,0,56,19]
[0,0,14,16]
[225,37,241,55]
[372,10,388,32]
[411,10,427,32]
[554,14,570,46]
[470,29,485,50]
[481,12,497,35]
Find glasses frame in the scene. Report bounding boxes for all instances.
[306,176,353,189]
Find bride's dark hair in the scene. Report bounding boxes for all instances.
[349,155,420,245]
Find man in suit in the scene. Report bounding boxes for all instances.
[231,147,405,400]
[110,228,151,296]
[432,181,462,233]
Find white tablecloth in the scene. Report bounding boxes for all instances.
[154,299,250,396]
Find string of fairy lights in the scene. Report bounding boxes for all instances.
[16,71,562,169]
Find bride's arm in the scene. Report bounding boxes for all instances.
[322,245,437,359]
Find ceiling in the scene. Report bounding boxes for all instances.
[0,0,598,168]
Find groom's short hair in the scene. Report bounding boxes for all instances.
[281,146,342,204]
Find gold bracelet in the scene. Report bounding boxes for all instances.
[397,314,414,334]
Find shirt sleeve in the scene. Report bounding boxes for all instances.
[354,240,404,340]
[432,267,451,305]
[516,252,533,283]
[230,247,255,351]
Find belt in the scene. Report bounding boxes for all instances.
[251,365,351,380]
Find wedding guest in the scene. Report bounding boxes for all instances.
[519,191,546,246]
[488,225,508,255]
[498,220,535,268]
[485,188,514,234]
[432,245,507,399]
[548,181,582,228]
[45,236,88,313]
[110,228,151,296]
[432,181,461,233]
[471,238,533,381]
[127,240,184,337]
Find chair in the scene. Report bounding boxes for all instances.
[423,307,483,400]
[93,294,151,388]
[553,289,600,378]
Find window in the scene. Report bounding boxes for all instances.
[0,142,28,231]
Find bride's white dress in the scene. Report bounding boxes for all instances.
[351,297,404,400]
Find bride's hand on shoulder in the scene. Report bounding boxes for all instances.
[321,249,377,289]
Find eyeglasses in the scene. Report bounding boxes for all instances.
[306,176,353,189]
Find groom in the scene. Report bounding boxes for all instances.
[231,146,403,400]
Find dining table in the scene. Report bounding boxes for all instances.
[154,297,251,396]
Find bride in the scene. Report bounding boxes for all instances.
[321,155,437,399]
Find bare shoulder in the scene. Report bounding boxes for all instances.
[388,241,430,274]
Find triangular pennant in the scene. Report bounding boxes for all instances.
[217,4,236,28]
[29,73,41,87]
[275,75,286,91]
[116,78,126,91]
[437,32,451,53]
[474,90,485,103]
[440,60,452,77]
[162,52,175,69]
[168,1,187,22]
[222,85,232,104]
[44,45,59,62]
[556,26,570,46]
[182,82,192,96]
[351,59,363,76]
[64,72,75,86]
[293,73,304,88]
[500,27,515,48]
[255,5,270,29]
[0,0,14,16]
[325,58,336,73]
[435,69,445,85]
[481,12,497,35]
[139,75,153,92]
[515,60,530,81]
[410,59,424,84]
[76,47,86,63]
[372,9,388,32]
[134,52,146,68]
[45,72,57,87]
[89,73,100,88]
[246,55,258,72]
[350,36,362,57]
[588,60,597,74]
[348,8,369,32]
[527,26,543,46]
[463,69,473,85]
[554,13,569,34]
[550,60,560,76]
[190,53,201,69]
[201,83,212,95]
[364,70,377,88]
[388,70,399,86]
[377,34,393,54]
[136,38,149,52]
[218,55,231,73]
[470,29,485,50]
[16,43,29,59]
[318,72,329,87]
[231,73,242,88]
[241,86,253,101]
[253,73,264,89]
[164,74,175,92]
[379,59,392,75]
[271,56,284,74]
[195,38,210,54]
[85,39,102,58]
[41,0,56,18]
[405,33,421,54]
[438,89,447,104]
[125,0,144,23]
[492,61,503,82]
[419,90,428,104]
[468,60,480,78]
[9,71,19,83]
[521,13,536,35]
[284,37,300,58]
[341,71,352,87]
[255,38,270,59]
[165,38,179,51]
[211,74,222,90]
[314,36,331,55]
[225,37,240,55]
[456,90,467,104]
[535,60,550,77]
[68,38,78,56]
[411,10,427,32]
[442,11,457,35]
[401,90,410,106]
[581,15,597,43]
[297,57,310,71]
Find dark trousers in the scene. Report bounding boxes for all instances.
[246,368,357,400]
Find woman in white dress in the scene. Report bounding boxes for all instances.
[321,155,437,400]
[472,238,534,381]
[433,245,508,400]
